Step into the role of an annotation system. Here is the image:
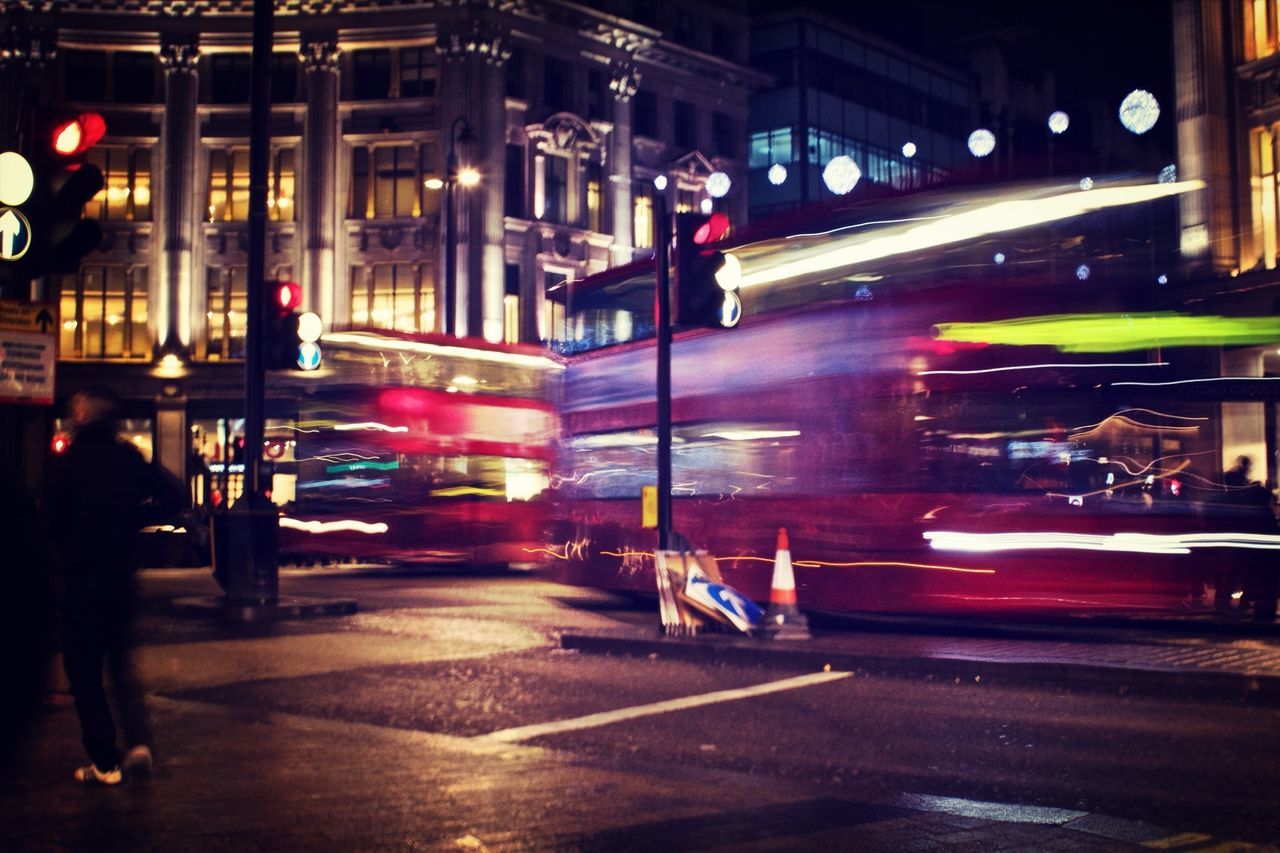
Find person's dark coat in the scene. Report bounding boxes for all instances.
[51,422,185,585]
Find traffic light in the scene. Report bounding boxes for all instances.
[22,112,107,278]
[263,279,322,370]
[264,280,304,370]
[674,212,742,329]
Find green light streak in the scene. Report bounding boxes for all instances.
[932,313,1280,353]
[326,460,401,474]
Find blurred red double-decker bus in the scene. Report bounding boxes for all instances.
[544,178,1280,618]
[275,330,562,566]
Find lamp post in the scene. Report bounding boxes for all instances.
[442,116,476,337]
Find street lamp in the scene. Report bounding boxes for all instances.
[443,116,477,337]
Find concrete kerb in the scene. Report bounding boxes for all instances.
[558,628,1280,704]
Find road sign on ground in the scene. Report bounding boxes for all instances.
[0,298,56,404]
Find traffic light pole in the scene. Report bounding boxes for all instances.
[655,193,672,550]
[222,0,280,607]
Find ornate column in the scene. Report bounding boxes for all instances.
[608,59,640,266]
[437,15,510,340]
[1173,0,1237,275]
[158,39,200,355]
[299,38,340,322]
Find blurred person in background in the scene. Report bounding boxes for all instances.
[51,386,184,785]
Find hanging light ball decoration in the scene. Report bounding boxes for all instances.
[767,163,788,186]
[1158,164,1177,184]
[1047,111,1070,135]
[901,141,917,158]
[706,171,732,198]
[967,128,996,158]
[1119,89,1160,135]
[823,155,861,195]
[653,174,668,191]
[1079,177,1094,191]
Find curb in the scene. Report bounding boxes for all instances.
[559,628,1280,704]
[170,594,358,622]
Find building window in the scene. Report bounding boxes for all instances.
[210,54,252,104]
[85,147,152,221]
[350,263,434,332]
[399,48,437,98]
[544,154,569,224]
[749,128,794,167]
[504,263,521,344]
[349,144,425,218]
[544,57,573,113]
[505,144,526,218]
[634,91,658,138]
[272,53,299,103]
[65,51,107,102]
[1246,0,1280,60]
[506,48,526,99]
[57,265,150,360]
[352,49,392,100]
[1252,125,1279,269]
[587,70,609,121]
[208,147,295,222]
[712,113,733,158]
[633,181,654,249]
[542,270,568,343]
[586,160,604,233]
[113,52,156,103]
[674,101,696,149]
[206,267,247,360]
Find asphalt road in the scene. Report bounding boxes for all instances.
[142,565,1280,845]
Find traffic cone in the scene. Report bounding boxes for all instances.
[765,527,810,640]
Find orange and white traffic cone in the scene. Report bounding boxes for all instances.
[765,527,810,641]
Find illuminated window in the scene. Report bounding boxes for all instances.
[1252,125,1279,269]
[398,47,437,98]
[56,265,150,360]
[207,147,295,222]
[633,181,653,249]
[350,263,435,332]
[586,160,603,232]
[205,266,247,360]
[1245,0,1280,60]
[749,127,793,168]
[85,147,152,221]
[349,144,428,218]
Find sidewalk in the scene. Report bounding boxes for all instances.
[559,615,1280,703]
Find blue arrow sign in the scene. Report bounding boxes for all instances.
[0,207,32,261]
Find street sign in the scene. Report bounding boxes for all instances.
[0,298,57,404]
[0,207,33,261]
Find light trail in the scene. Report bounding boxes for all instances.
[925,529,1280,555]
[919,361,1167,376]
[279,517,389,535]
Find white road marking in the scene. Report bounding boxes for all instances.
[481,670,852,743]
[896,793,1087,825]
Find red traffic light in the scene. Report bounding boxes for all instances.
[51,433,69,454]
[51,113,107,157]
[692,212,730,245]
[274,280,303,312]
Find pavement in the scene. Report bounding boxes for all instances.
[3,565,1280,851]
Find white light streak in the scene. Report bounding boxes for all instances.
[333,422,410,433]
[322,331,564,370]
[919,361,1168,376]
[1112,376,1280,387]
[701,429,801,441]
[738,181,1202,290]
[279,517,390,535]
[925,530,1280,555]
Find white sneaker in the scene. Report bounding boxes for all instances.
[75,763,122,786]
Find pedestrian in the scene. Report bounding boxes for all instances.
[51,386,184,785]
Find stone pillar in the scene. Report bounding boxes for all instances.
[1173,0,1238,275]
[299,38,340,323]
[479,48,509,343]
[158,40,200,355]
[608,60,640,266]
